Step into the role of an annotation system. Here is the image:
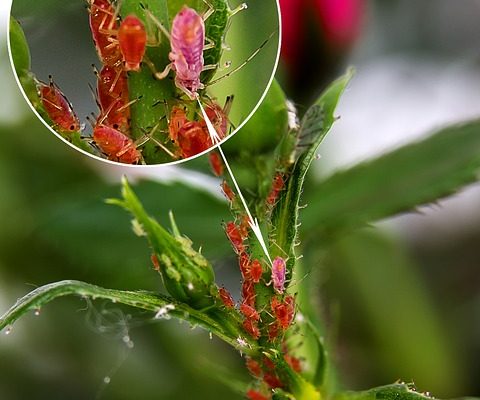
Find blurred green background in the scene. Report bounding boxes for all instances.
[1,0,480,399]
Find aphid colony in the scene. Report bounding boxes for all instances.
[37,0,240,164]
[209,153,300,398]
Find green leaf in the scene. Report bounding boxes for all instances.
[9,17,30,75]
[107,177,218,309]
[303,119,480,234]
[0,280,255,355]
[333,383,436,400]
[224,79,289,155]
[269,69,354,266]
[328,230,465,394]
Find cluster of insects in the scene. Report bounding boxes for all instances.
[209,153,301,399]
[34,0,269,164]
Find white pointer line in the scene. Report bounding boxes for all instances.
[197,99,273,266]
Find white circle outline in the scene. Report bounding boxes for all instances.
[7,0,282,168]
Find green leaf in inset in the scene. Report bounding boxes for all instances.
[225,79,289,155]
[9,17,30,75]
[303,119,480,234]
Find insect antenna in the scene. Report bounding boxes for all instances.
[207,31,277,86]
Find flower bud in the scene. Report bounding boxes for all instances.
[109,178,217,309]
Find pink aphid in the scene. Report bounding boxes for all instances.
[271,257,287,294]
[168,6,205,99]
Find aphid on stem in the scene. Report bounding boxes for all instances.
[271,256,287,294]
[143,2,274,101]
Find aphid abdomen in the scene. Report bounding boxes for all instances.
[170,6,205,96]
[39,80,80,133]
[118,15,147,71]
[93,125,140,164]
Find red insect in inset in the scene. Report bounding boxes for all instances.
[225,222,244,253]
[246,389,271,400]
[247,389,271,400]
[118,15,147,71]
[240,302,260,322]
[89,1,148,72]
[218,287,235,308]
[88,0,122,66]
[245,358,262,378]
[93,124,142,164]
[167,99,231,158]
[209,151,223,176]
[221,181,235,202]
[243,319,260,340]
[267,173,285,205]
[176,120,213,158]
[38,76,80,133]
[168,106,189,143]
[250,259,263,283]
[242,280,256,307]
[96,65,130,131]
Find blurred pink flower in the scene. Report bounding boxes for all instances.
[278,0,365,99]
[313,0,365,49]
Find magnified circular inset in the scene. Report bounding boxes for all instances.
[8,0,280,165]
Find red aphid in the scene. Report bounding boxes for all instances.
[245,358,262,378]
[118,15,147,71]
[246,389,270,400]
[176,121,213,158]
[209,152,223,176]
[243,319,260,340]
[151,254,160,271]
[38,77,80,133]
[242,281,256,307]
[239,252,250,279]
[250,259,263,283]
[284,354,302,373]
[218,287,235,308]
[97,66,130,130]
[263,373,284,389]
[221,181,235,202]
[203,102,229,139]
[225,222,244,253]
[88,0,121,66]
[93,124,141,164]
[267,322,280,342]
[238,214,250,239]
[240,303,260,322]
[267,173,285,205]
[168,106,188,143]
